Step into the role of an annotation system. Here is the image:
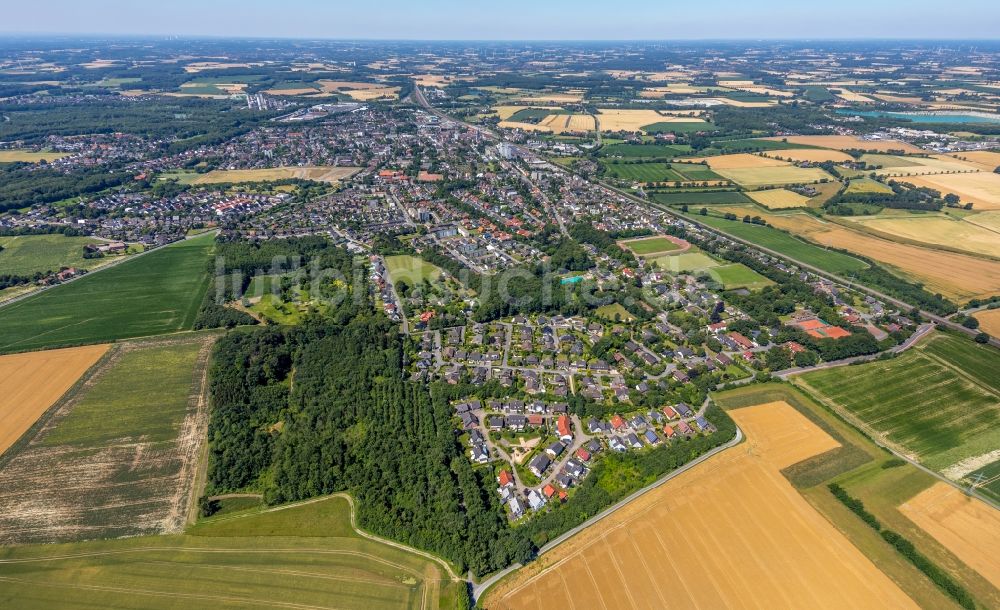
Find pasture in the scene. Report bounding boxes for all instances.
[0,334,215,545]
[709,263,774,290]
[0,344,108,458]
[796,332,1000,474]
[597,143,692,158]
[844,214,1000,258]
[481,401,916,610]
[846,178,894,194]
[691,214,869,274]
[188,166,361,185]
[0,233,106,276]
[0,495,461,609]
[642,121,713,134]
[0,149,72,163]
[902,171,1000,210]
[0,233,213,354]
[748,188,811,209]
[899,483,1000,591]
[617,235,686,257]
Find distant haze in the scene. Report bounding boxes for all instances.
[4,0,1000,40]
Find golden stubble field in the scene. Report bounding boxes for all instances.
[596,108,706,132]
[190,166,361,185]
[482,401,917,610]
[0,344,109,457]
[902,172,1000,211]
[899,482,1000,590]
[843,214,1000,258]
[974,308,1000,336]
[718,209,1000,301]
[762,148,855,163]
[762,135,924,154]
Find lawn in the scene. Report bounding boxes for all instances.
[594,303,635,322]
[385,254,443,285]
[690,213,869,275]
[0,234,214,353]
[796,332,1000,473]
[0,495,463,609]
[0,234,106,276]
[653,251,720,273]
[709,263,774,290]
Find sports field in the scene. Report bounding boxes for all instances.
[901,172,1000,210]
[748,188,811,208]
[899,482,1000,590]
[0,334,215,544]
[188,166,361,185]
[0,233,214,354]
[0,233,106,276]
[0,344,108,458]
[0,495,462,609]
[709,263,774,290]
[796,332,1000,474]
[481,401,916,609]
[0,149,72,163]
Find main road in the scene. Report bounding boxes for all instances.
[411,83,998,349]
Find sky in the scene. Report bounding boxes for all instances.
[3,0,999,40]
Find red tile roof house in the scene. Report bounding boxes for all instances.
[498,469,514,489]
[575,447,591,462]
[662,405,678,419]
[556,414,573,442]
[727,331,756,350]
[663,425,677,439]
[610,414,626,430]
[542,484,557,499]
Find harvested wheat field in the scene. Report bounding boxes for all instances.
[343,87,400,101]
[190,166,360,184]
[497,120,552,132]
[748,188,812,209]
[947,150,1000,172]
[596,108,705,132]
[902,172,1000,210]
[0,150,73,163]
[748,212,1000,300]
[762,148,855,163]
[0,334,216,545]
[493,105,561,120]
[763,135,924,154]
[844,214,1000,258]
[974,308,1000,336]
[482,401,916,610]
[539,113,596,134]
[867,154,980,177]
[833,88,876,103]
[900,482,1000,590]
[0,344,109,457]
[694,153,790,169]
[716,166,834,188]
